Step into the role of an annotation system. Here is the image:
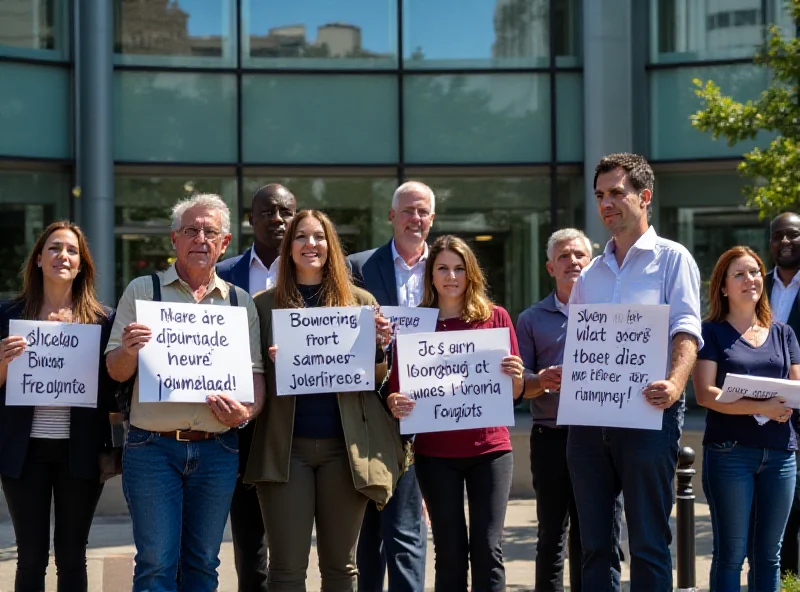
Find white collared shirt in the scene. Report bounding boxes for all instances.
[771,268,800,323]
[248,250,280,296]
[554,292,568,317]
[569,226,703,349]
[391,239,428,307]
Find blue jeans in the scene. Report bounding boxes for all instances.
[356,464,427,592]
[122,427,239,592]
[567,401,683,592]
[703,442,796,591]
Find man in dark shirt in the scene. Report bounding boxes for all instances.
[768,212,800,575]
[517,229,593,592]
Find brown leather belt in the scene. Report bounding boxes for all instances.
[155,429,217,442]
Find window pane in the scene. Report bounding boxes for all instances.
[0,171,70,299]
[0,0,67,59]
[115,72,237,163]
[556,73,582,162]
[242,177,396,255]
[114,0,235,67]
[411,176,551,320]
[0,63,70,158]
[114,175,238,299]
[403,0,550,69]
[556,175,586,231]
[650,0,796,63]
[242,75,398,164]
[650,64,772,160]
[243,0,397,69]
[404,74,550,164]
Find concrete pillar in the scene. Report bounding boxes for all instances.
[582,0,634,246]
[76,0,115,304]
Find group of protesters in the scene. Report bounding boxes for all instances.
[0,151,799,592]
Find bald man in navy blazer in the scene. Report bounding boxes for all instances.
[348,181,435,592]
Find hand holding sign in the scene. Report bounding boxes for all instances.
[120,323,152,356]
[0,335,26,366]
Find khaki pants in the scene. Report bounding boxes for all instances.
[257,437,369,592]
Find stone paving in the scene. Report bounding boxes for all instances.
[0,498,730,592]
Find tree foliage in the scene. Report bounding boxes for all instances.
[691,0,800,216]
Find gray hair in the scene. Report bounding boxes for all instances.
[546,228,593,262]
[391,181,436,214]
[171,194,231,235]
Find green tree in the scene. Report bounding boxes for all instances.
[691,0,800,216]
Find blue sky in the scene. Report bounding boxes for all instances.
[181,0,502,59]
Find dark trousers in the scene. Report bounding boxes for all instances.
[230,423,268,591]
[357,464,427,592]
[415,451,513,592]
[530,426,581,592]
[1,438,104,592]
[781,451,800,575]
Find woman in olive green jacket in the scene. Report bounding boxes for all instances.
[244,210,406,592]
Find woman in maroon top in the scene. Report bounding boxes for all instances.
[387,235,525,592]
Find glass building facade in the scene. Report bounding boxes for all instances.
[0,0,795,318]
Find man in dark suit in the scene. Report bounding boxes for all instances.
[217,183,297,592]
[348,181,435,592]
[769,212,800,576]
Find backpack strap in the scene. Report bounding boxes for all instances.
[228,283,239,307]
[150,272,162,302]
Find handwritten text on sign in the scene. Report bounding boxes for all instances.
[397,328,514,435]
[717,373,800,425]
[135,300,255,403]
[6,320,100,408]
[558,304,669,430]
[272,307,376,395]
[380,306,438,335]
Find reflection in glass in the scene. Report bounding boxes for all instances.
[556,74,582,162]
[241,177,396,255]
[403,0,580,69]
[651,0,795,63]
[410,176,550,319]
[0,0,65,58]
[243,0,397,68]
[404,74,550,164]
[114,0,235,66]
[0,62,70,159]
[115,71,237,163]
[114,176,238,299]
[650,64,771,160]
[0,171,70,299]
[241,75,398,164]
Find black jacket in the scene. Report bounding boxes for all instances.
[0,300,118,480]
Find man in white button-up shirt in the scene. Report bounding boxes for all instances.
[768,212,800,575]
[562,154,702,592]
[216,183,296,592]
[348,181,434,592]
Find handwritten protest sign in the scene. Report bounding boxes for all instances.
[135,300,255,403]
[718,373,800,424]
[396,328,514,435]
[6,320,100,407]
[557,304,669,430]
[272,306,376,396]
[380,306,438,335]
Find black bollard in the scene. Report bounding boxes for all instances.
[676,446,697,591]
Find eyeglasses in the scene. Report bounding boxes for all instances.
[181,226,222,241]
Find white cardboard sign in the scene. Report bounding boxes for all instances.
[135,300,255,403]
[6,320,100,408]
[557,304,670,430]
[380,306,438,335]
[396,328,514,435]
[718,373,800,424]
[272,306,376,396]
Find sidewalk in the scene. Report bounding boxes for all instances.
[0,498,727,592]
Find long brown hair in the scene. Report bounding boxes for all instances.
[421,235,493,323]
[17,221,107,324]
[273,210,355,308]
[706,246,771,327]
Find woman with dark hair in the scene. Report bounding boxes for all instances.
[693,246,800,591]
[0,221,117,591]
[387,234,526,592]
[244,209,404,592]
